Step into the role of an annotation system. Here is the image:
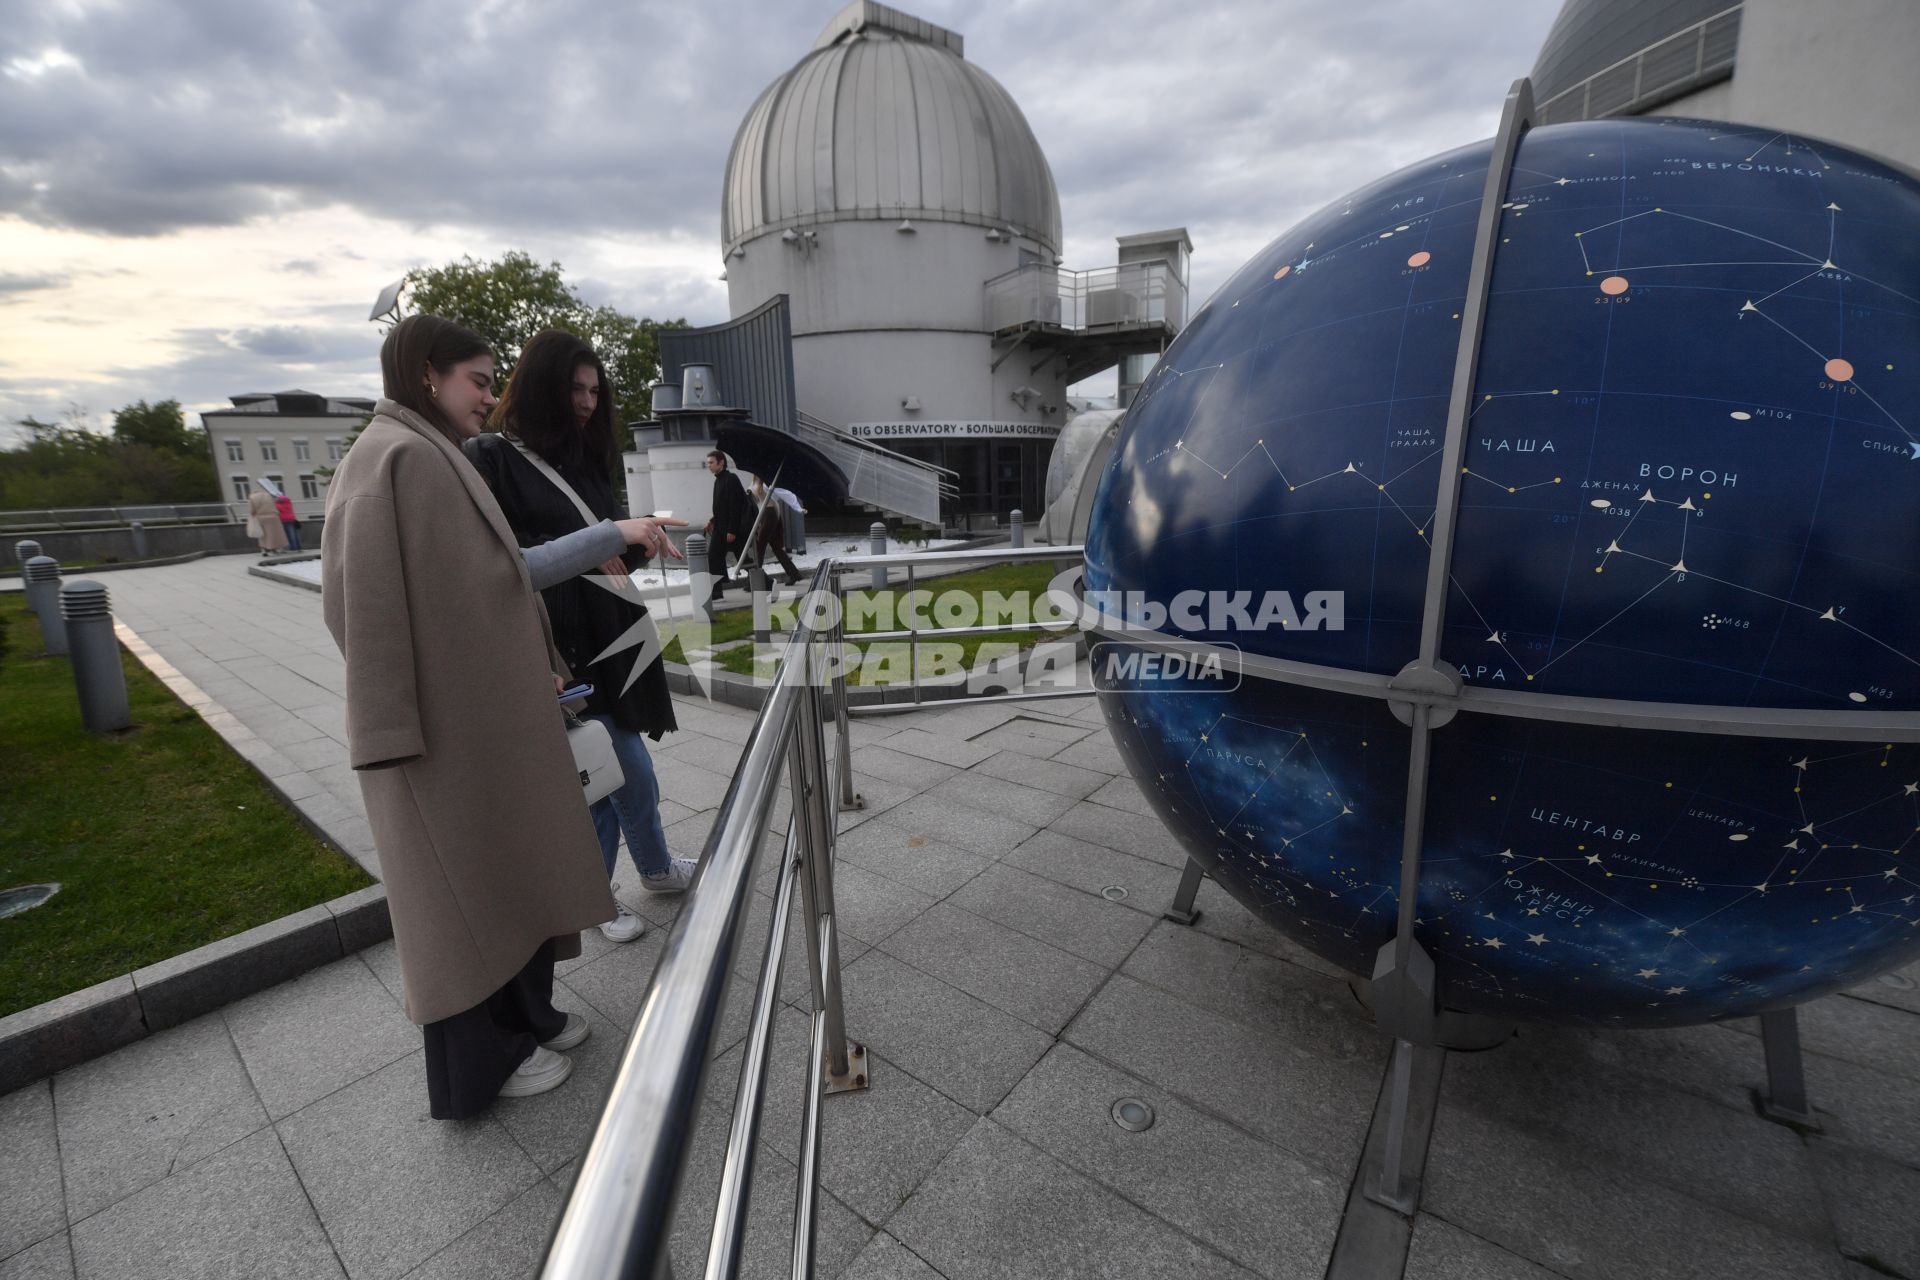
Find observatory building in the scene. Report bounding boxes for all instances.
[1531,0,1920,172]
[627,1,1189,531]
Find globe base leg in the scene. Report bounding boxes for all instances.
[1162,856,1206,926]
[1758,1007,1818,1128]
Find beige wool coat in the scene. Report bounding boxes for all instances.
[248,489,289,552]
[320,401,614,1025]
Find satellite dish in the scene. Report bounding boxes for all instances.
[368,277,406,323]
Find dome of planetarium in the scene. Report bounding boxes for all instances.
[721,0,1062,255]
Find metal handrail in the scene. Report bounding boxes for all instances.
[541,559,865,1280]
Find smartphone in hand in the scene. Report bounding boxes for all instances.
[558,683,593,706]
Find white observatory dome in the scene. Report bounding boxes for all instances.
[721,0,1062,255]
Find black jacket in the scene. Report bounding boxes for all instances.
[711,469,755,541]
[463,432,677,740]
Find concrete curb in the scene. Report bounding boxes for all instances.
[0,884,390,1095]
[248,553,324,592]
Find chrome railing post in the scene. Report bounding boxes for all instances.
[789,639,862,1089]
[830,569,862,811]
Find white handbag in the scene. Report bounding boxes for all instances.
[564,709,623,806]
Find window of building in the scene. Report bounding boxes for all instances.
[326,438,344,461]
[224,439,244,463]
[258,438,279,462]
[264,473,284,493]
[293,439,310,462]
[299,473,320,500]
[231,474,250,501]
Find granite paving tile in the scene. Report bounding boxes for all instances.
[0,1082,64,1261]
[881,793,1037,858]
[1404,1215,1567,1280]
[69,1129,343,1280]
[222,955,420,1120]
[969,749,1108,801]
[879,902,1107,1035]
[834,819,994,898]
[887,1119,1255,1280]
[993,1044,1344,1280]
[944,863,1155,967]
[1002,828,1185,916]
[277,1052,543,1280]
[1065,975,1381,1181]
[0,1234,71,1280]
[1424,1101,1848,1280]
[404,1177,563,1280]
[1049,801,1182,867]
[924,772,1076,828]
[841,952,1053,1114]
[53,1015,269,1223]
[1810,1140,1920,1280]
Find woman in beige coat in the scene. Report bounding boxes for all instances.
[247,487,289,555]
[321,314,682,1118]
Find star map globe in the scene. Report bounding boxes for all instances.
[1085,117,1920,1027]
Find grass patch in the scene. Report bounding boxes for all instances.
[0,594,373,1016]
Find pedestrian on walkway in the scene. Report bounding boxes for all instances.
[322,314,684,1118]
[467,330,697,946]
[246,485,288,556]
[272,488,303,551]
[747,477,803,586]
[702,450,754,602]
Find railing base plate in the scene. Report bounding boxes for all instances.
[825,1041,872,1095]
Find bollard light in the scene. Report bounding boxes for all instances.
[129,520,150,559]
[869,522,887,593]
[1009,508,1024,549]
[60,580,131,732]
[686,532,710,614]
[14,538,41,573]
[24,555,67,656]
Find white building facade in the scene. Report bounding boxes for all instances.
[201,391,373,519]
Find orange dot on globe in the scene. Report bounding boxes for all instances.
[1407,251,1432,268]
[1273,265,1291,280]
[1600,276,1629,295]
[1825,357,1855,381]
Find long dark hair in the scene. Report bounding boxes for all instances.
[379,314,492,444]
[492,329,617,473]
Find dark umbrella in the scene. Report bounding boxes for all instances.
[713,422,849,508]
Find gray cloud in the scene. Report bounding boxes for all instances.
[0,0,1560,418]
[0,272,64,298]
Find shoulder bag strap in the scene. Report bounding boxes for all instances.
[507,436,603,530]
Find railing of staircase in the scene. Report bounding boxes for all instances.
[540,559,866,1280]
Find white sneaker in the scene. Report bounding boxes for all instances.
[600,902,646,943]
[641,858,699,894]
[541,1012,590,1052]
[498,1046,573,1098]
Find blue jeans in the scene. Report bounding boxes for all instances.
[282,520,302,551]
[586,714,672,879]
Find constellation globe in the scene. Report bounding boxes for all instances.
[1085,117,1920,1027]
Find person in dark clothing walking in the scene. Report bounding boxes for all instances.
[746,478,803,585]
[703,450,754,602]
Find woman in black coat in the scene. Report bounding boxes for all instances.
[465,330,695,945]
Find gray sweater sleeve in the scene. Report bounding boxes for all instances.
[521,520,626,591]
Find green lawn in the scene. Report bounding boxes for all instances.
[0,595,373,1016]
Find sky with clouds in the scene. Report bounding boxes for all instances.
[0,0,1562,443]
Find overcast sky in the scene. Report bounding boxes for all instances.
[0,0,1560,443]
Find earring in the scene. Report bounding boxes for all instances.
[429,383,439,399]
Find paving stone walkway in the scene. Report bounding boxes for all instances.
[3,556,1918,1279]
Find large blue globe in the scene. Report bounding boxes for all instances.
[1086,118,1920,1027]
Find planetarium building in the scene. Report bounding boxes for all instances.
[628,1,1188,530]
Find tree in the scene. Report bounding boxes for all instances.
[0,401,218,509]
[401,252,685,426]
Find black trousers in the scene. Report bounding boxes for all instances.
[753,523,801,583]
[707,534,737,600]
[421,940,566,1120]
